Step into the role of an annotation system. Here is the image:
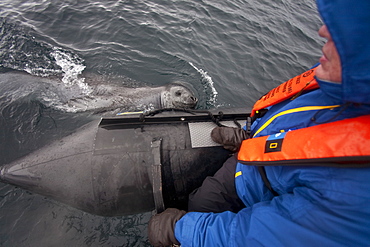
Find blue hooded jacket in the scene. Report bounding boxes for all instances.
[317,1,370,105]
[174,0,370,246]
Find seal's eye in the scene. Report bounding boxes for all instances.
[175,91,182,96]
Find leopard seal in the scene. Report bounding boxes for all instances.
[0,70,198,115]
[68,81,198,114]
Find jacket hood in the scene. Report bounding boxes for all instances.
[316,0,370,104]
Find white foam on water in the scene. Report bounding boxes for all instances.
[24,67,62,77]
[189,62,218,107]
[51,48,92,95]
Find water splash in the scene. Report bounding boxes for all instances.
[0,19,91,96]
[188,62,218,107]
[51,48,92,95]
[0,19,61,76]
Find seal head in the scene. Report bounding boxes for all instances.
[160,82,198,109]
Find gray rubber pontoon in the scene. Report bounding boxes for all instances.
[0,108,250,216]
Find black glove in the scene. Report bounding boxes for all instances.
[211,126,249,152]
[148,208,186,247]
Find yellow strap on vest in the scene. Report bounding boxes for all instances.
[252,104,341,137]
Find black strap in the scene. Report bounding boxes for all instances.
[257,166,279,196]
[140,108,229,127]
[151,138,165,213]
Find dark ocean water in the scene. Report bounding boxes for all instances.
[0,0,323,246]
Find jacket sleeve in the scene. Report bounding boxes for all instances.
[174,191,349,247]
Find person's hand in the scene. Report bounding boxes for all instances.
[148,208,186,247]
[211,126,249,152]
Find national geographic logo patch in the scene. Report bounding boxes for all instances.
[265,132,286,153]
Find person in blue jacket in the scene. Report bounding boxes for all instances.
[148,0,370,246]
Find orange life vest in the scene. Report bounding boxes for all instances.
[238,115,370,167]
[239,68,370,167]
[251,67,319,117]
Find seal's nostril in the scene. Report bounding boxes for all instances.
[191,96,197,102]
